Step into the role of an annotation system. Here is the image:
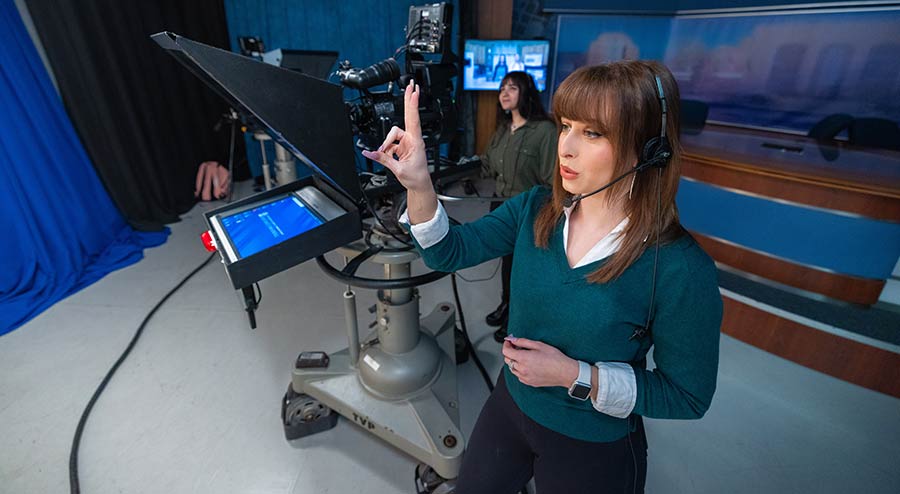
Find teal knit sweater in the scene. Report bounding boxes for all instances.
[417,187,723,442]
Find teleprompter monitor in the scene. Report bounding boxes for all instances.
[210,186,347,262]
[152,32,363,289]
[152,31,361,204]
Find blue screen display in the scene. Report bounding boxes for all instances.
[463,39,551,91]
[221,195,323,258]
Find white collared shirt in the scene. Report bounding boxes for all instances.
[402,202,637,419]
[562,205,629,268]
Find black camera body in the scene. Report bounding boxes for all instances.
[337,2,457,152]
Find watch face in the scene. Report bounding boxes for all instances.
[571,383,591,400]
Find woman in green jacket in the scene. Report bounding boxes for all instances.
[481,71,557,341]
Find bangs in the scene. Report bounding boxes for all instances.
[552,67,616,137]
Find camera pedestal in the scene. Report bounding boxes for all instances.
[287,244,465,481]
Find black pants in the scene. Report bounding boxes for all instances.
[490,201,513,306]
[456,373,648,494]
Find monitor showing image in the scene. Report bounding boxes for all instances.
[463,39,551,91]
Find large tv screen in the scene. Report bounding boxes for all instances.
[463,39,551,91]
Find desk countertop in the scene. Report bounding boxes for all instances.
[682,125,900,197]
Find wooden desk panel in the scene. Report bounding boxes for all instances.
[722,296,900,398]
[681,125,900,222]
[682,153,900,222]
[680,125,898,305]
[694,232,885,305]
[681,126,900,198]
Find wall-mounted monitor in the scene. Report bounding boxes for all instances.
[463,39,551,91]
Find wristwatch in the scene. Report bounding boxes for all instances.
[567,361,592,401]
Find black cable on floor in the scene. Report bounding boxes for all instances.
[69,252,217,494]
[450,273,493,393]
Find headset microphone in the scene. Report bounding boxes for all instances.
[561,195,579,209]
[561,167,641,208]
[561,144,671,208]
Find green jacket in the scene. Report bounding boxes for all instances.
[416,187,723,442]
[481,119,558,197]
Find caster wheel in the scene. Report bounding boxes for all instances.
[281,383,339,440]
[415,463,456,494]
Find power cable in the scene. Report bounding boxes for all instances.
[450,274,493,393]
[453,260,501,283]
[69,253,216,494]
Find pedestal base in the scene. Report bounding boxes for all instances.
[290,303,464,479]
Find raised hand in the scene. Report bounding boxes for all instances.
[361,79,432,194]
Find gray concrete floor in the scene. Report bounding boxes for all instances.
[2,180,899,493]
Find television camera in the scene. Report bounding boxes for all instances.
[152,3,481,493]
[335,2,458,153]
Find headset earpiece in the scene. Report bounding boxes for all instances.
[635,74,672,173]
[637,136,672,172]
[640,137,662,164]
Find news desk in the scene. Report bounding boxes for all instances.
[681,125,900,220]
[675,125,900,398]
[678,125,900,304]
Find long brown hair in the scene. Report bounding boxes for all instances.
[533,61,685,283]
[495,71,550,130]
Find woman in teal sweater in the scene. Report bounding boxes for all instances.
[363,61,723,494]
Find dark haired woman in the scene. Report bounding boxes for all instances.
[481,71,557,341]
[363,60,722,494]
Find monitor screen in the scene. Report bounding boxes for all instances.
[463,39,551,91]
[220,193,324,259]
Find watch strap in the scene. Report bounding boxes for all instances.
[576,360,591,386]
[568,361,592,400]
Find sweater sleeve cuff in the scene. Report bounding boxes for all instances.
[591,362,637,419]
[399,202,449,249]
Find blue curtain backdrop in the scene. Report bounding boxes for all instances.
[0,2,168,336]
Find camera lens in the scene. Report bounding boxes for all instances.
[340,58,400,89]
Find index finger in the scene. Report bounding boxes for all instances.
[378,126,406,153]
[404,79,421,137]
[506,338,543,350]
[504,346,528,362]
